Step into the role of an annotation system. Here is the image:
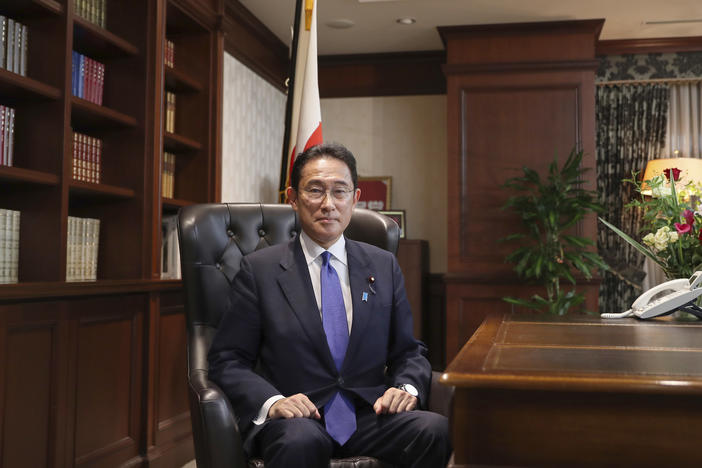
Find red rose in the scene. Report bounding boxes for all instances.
[663,168,682,182]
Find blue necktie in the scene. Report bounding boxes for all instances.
[320,251,356,445]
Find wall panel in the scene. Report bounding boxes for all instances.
[2,326,54,468]
[72,296,144,468]
[440,20,602,362]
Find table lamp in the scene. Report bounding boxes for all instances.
[640,156,702,196]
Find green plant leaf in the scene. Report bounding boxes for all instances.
[598,217,667,269]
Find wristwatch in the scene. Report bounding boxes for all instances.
[396,383,418,397]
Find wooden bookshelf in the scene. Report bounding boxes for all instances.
[0,68,62,101]
[162,196,194,211]
[0,165,60,186]
[73,15,140,58]
[1,0,63,19]
[0,1,223,467]
[165,66,203,92]
[164,130,202,152]
[68,180,136,199]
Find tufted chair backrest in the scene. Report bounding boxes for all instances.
[177,203,400,377]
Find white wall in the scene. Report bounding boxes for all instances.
[221,53,286,203]
[321,95,447,273]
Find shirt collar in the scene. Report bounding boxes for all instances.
[299,230,347,266]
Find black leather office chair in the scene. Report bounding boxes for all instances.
[178,203,453,468]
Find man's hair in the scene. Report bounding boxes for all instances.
[290,142,358,190]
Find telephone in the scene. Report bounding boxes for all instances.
[601,271,702,319]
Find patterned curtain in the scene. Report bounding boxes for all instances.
[596,84,670,313]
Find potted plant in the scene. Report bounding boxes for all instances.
[501,149,608,315]
[600,168,702,280]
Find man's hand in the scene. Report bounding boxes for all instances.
[269,393,321,419]
[373,387,417,415]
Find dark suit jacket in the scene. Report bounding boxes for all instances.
[207,235,431,446]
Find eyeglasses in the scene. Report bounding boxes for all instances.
[300,187,355,201]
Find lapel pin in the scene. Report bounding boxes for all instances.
[367,275,376,295]
[362,292,369,302]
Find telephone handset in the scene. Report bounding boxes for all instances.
[601,271,702,319]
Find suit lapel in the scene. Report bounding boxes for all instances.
[343,240,374,372]
[277,238,337,372]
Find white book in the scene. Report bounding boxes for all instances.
[7,107,14,166]
[100,0,106,28]
[67,216,76,281]
[10,210,19,283]
[91,218,99,280]
[3,209,11,283]
[19,24,27,77]
[13,20,21,74]
[79,217,86,281]
[5,19,12,73]
[0,209,6,283]
[163,215,181,279]
[72,216,79,281]
[0,105,5,166]
[72,216,78,281]
[0,16,6,70]
[3,107,9,164]
[66,216,72,281]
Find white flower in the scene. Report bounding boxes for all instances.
[668,231,679,243]
[653,226,673,251]
[643,232,656,249]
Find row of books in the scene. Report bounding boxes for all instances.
[165,39,174,68]
[0,16,29,77]
[165,92,176,133]
[67,216,100,282]
[0,209,20,284]
[74,0,106,29]
[0,105,16,167]
[161,215,181,279]
[72,131,102,183]
[72,51,105,105]
[162,152,176,198]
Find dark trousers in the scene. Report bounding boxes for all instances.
[254,405,451,468]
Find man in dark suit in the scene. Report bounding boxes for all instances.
[208,142,451,468]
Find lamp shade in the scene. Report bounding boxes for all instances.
[641,158,702,195]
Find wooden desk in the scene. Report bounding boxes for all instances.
[442,313,702,467]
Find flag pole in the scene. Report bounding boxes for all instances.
[279,0,305,203]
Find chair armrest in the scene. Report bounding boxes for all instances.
[428,370,454,418]
[189,370,248,468]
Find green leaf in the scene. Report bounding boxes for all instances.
[562,235,594,248]
[598,217,667,269]
[499,233,527,243]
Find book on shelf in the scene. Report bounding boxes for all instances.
[0,209,20,284]
[165,39,174,68]
[165,91,176,133]
[72,51,105,105]
[1,105,16,167]
[161,214,181,280]
[74,0,106,29]
[162,151,175,198]
[0,16,29,77]
[72,131,102,183]
[66,216,100,282]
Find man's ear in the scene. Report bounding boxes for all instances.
[352,188,361,206]
[286,187,298,210]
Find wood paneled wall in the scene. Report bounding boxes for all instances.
[439,20,604,361]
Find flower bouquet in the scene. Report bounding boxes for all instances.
[600,167,702,281]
